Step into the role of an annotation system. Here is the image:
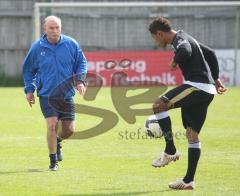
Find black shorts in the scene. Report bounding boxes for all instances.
[39,97,75,120]
[161,84,214,133]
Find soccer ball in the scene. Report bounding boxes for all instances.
[144,115,163,138]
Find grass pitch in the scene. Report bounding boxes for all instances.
[0,87,239,196]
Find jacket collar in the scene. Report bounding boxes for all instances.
[39,34,65,48]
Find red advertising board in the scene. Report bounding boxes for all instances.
[85,51,183,86]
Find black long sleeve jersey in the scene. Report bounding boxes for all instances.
[172,30,219,84]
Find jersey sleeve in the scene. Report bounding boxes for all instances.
[22,45,38,94]
[73,43,88,82]
[200,43,219,80]
[173,38,192,65]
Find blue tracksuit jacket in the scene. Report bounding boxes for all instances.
[22,34,87,97]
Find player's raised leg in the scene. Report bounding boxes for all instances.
[152,98,180,168]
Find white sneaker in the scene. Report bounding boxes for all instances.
[152,152,180,168]
[169,179,195,190]
[49,163,58,171]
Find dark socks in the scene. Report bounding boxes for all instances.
[49,153,57,163]
[157,116,176,155]
[183,142,201,183]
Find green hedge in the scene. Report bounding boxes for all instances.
[0,74,23,86]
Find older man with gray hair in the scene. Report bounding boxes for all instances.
[22,15,87,171]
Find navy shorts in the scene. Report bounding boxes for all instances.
[161,84,214,133]
[39,97,75,120]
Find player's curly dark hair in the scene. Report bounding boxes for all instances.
[149,16,172,34]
